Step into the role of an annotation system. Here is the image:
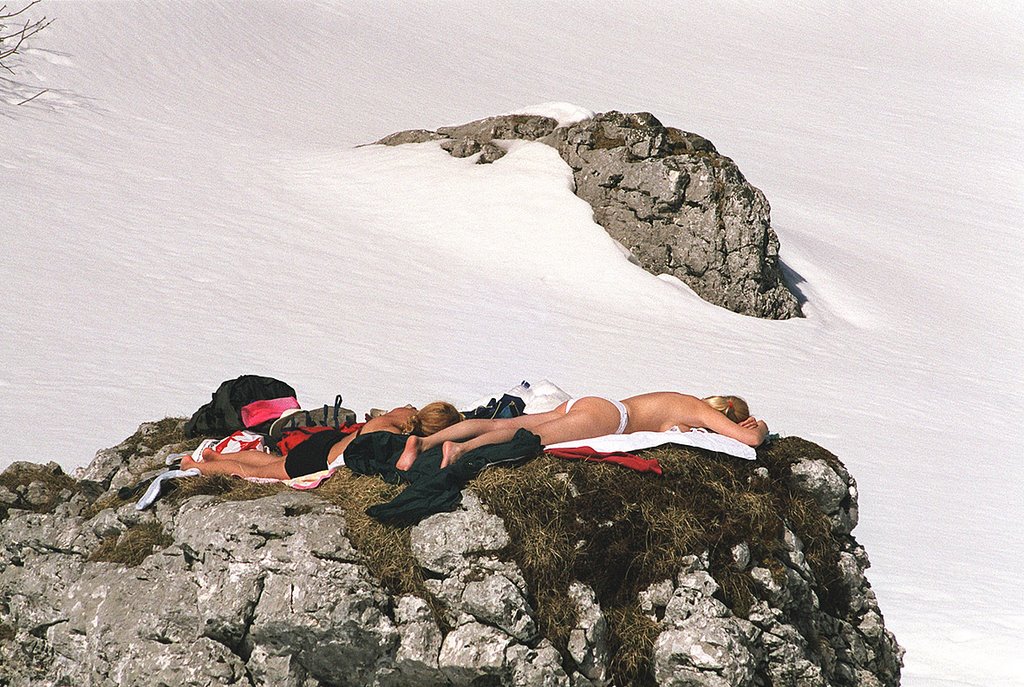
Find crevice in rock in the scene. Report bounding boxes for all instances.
[233,574,265,663]
[32,543,85,558]
[27,618,67,639]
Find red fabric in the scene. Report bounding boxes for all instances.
[212,430,267,454]
[278,423,364,456]
[545,446,663,475]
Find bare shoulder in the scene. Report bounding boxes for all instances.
[363,407,414,433]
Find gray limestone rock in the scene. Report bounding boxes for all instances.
[567,582,610,683]
[410,492,510,575]
[638,578,676,622]
[653,619,758,687]
[544,111,801,319]
[440,136,482,158]
[108,636,249,687]
[437,114,559,143]
[459,571,536,640]
[438,621,514,685]
[652,561,760,687]
[731,542,752,570]
[0,427,902,687]
[477,140,508,164]
[378,110,803,318]
[374,128,445,146]
[788,458,849,515]
[391,595,446,686]
[246,644,317,687]
[787,454,862,537]
[506,639,572,687]
[664,570,732,625]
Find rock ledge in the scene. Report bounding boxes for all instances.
[0,422,901,686]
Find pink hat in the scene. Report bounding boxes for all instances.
[241,397,301,428]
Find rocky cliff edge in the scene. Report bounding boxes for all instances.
[0,419,902,686]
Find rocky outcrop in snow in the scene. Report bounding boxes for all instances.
[0,422,901,686]
[376,111,803,319]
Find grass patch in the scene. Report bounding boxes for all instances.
[164,475,286,504]
[473,437,844,686]
[115,417,193,461]
[89,521,174,567]
[0,462,80,521]
[82,492,129,519]
[606,605,661,681]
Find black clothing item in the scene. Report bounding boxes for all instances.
[184,375,296,438]
[461,393,526,420]
[284,429,346,478]
[344,428,542,526]
[341,431,409,485]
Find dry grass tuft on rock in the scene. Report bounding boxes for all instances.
[115,417,194,462]
[166,474,284,504]
[314,471,418,591]
[473,437,844,686]
[89,521,174,567]
[0,461,81,521]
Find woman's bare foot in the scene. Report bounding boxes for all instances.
[181,447,221,472]
[440,441,465,469]
[180,454,201,472]
[396,435,422,470]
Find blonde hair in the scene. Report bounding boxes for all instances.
[400,401,464,436]
[702,395,750,423]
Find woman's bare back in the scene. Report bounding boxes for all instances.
[621,392,705,432]
[622,392,767,446]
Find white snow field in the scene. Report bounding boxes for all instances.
[3,2,1022,685]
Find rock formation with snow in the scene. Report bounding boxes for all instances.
[377,111,803,319]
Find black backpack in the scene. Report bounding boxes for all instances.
[184,375,297,438]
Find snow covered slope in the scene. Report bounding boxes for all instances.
[3,2,1022,685]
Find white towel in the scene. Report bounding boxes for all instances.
[547,427,757,461]
[135,467,201,510]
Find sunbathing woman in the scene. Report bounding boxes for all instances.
[181,401,463,480]
[396,393,768,470]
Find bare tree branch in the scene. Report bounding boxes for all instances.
[1,2,41,21]
[1,2,52,105]
[15,85,44,104]
[0,1,41,21]
[1,15,52,48]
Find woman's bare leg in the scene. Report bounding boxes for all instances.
[181,449,289,480]
[440,397,621,468]
[396,406,568,470]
